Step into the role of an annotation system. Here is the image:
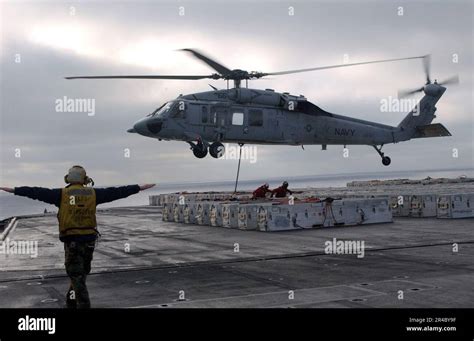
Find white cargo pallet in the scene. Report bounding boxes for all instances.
[351,198,392,224]
[256,198,392,231]
[162,203,172,222]
[209,202,228,227]
[293,203,325,229]
[437,193,474,219]
[183,203,197,224]
[221,203,241,228]
[149,195,159,206]
[257,204,298,231]
[409,194,437,217]
[172,202,185,223]
[163,198,393,230]
[390,195,412,217]
[152,192,253,207]
[237,203,276,230]
[194,202,212,225]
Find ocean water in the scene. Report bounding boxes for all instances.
[1,168,472,221]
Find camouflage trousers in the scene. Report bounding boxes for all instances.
[64,240,95,309]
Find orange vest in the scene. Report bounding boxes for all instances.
[58,184,97,237]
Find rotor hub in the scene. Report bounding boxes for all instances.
[224,69,250,80]
[423,83,444,96]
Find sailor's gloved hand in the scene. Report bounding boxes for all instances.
[0,187,14,193]
[139,184,156,191]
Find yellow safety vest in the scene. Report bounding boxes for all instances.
[58,184,97,237]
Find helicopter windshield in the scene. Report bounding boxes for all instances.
[150,101,175,117]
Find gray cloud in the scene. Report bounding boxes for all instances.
[1,0,472,187]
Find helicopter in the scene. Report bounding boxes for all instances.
[66,49,458,165]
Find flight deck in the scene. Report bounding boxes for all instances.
[1,201,473,308]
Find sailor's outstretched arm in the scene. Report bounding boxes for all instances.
[95,184,155,205]
[1,186,62,206]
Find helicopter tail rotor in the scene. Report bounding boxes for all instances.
[397,55,459,99]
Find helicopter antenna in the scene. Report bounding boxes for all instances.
[65,48,427,89]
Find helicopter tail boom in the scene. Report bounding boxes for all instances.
[395,55,458,143]
[395,85,447,142]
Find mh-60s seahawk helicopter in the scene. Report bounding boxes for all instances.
[66,49,458,165]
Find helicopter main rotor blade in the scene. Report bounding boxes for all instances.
[422,54,431,84]
[398,87,424,99]
[180,48,232,75]
[438,75,459,86]
[65,74,220,80]
[259,55,426,77]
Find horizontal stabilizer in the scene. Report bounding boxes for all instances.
[413,123,452,138]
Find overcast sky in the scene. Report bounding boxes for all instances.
[0,0,473,187]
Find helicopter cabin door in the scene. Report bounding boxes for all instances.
[210,105,228,141]
[225,106,248,142]
[245,108,267,142]
[225,107,272,143]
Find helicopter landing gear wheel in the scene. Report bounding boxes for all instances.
[373,145,391,166]
[382,156,391,166]
[193,147,208,158]
[209,142,225,159]
[189,140,208,158]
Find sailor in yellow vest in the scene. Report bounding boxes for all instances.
[1,165,155,308]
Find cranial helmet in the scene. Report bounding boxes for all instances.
[264,183,269,188]
[64,165,94,186]
[283,181,289,187]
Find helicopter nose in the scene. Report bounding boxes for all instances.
[146,119,163,134]
[131,118,152,137]
[130,117,162,137]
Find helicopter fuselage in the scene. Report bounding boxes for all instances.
[67,50,453,166]
[132,87,401,147]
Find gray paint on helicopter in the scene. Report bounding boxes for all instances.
[67,50,456,166]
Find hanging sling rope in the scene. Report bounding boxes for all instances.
[234,143,244,194]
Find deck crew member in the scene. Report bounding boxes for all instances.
[252,183,272,199]
[272,181,293,198]
[0,165,155,309]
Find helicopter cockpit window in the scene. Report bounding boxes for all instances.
[171,101,186,119]
[249,109,263,126]
[151,101,174,117]
[232,112,244,126]
[148,103,164,117]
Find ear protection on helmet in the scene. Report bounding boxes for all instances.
[64,165,94,186]
[85,177,95,187]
